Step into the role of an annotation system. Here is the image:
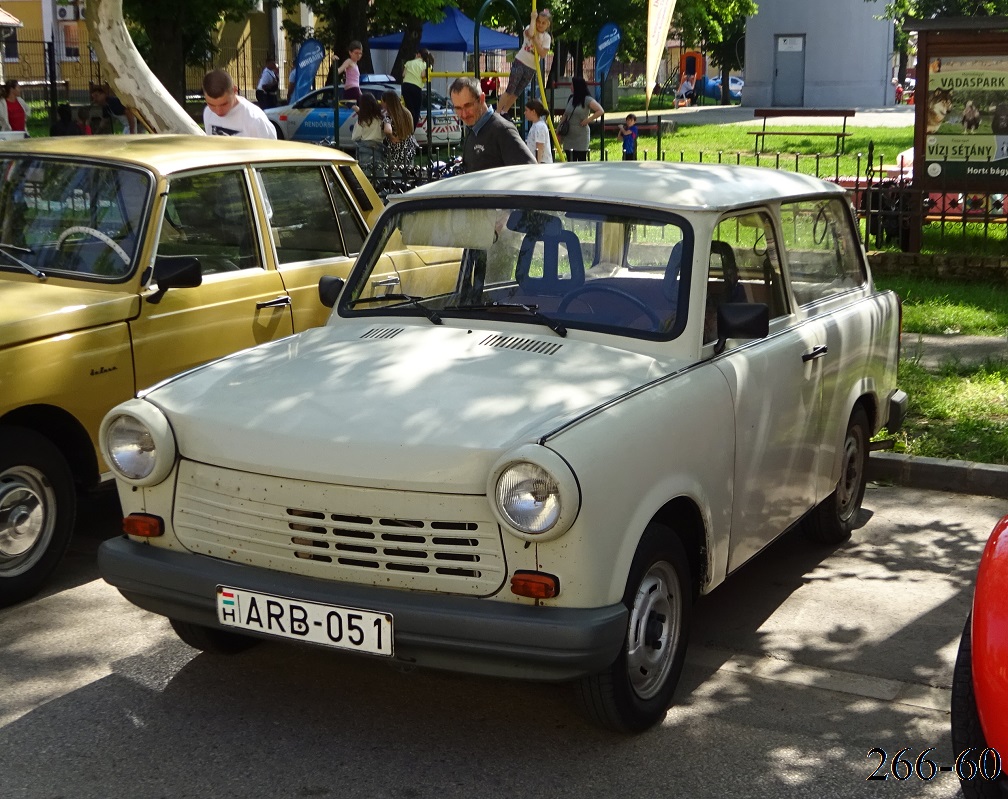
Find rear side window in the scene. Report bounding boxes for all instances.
[256,165,367,264]
[779,198,866,307]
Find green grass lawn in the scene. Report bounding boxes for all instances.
[887,358,1008,465]
[875,276,1008,336]
[595,119,914,176]
[872,276,1008,464]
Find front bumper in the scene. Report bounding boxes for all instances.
[99,536,628,681]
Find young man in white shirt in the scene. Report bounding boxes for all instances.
[203,69,277,139]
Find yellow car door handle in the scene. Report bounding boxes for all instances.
[256,295,292,310]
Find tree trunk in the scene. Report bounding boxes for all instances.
[85,0,203,133]
[393,17,424,82]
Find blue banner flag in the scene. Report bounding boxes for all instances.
[594,24,622,101]
[292,38,325,103]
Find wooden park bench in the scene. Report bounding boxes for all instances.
[749,108,856,154]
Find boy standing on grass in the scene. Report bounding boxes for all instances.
[618,114,638,160]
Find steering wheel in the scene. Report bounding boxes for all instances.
[56,226,131,266]
[556,284,662,330]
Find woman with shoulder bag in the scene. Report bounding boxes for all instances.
[561,76,603,162]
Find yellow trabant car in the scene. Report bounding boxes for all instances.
[0,135,386,605]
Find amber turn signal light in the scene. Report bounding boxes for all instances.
[510,570,560,599]
[123,513,164,538]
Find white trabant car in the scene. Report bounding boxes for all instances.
[98,162,906,732]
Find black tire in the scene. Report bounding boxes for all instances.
[805,405,869,545]
[170,618,259,655]
[951,614,1008,798]
[0,426,76,607]
[577,525,692,733]
[271,122,285,140]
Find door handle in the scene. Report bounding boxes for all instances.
[256,295,292,309]
[802,344,828,362]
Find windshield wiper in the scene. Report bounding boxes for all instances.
[0,242,44,280]
[452,301,567,337]
[349,292,442,325]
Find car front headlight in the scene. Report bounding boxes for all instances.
[489,445,580,541]
[99,400,177,486]
[496,462,561,534]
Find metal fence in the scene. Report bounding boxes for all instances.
[367,136,1005,254]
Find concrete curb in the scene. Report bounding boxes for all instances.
[868,451,1008,499]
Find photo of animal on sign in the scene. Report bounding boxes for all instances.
[922,54,1008,187]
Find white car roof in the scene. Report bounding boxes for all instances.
[392,161,843,213]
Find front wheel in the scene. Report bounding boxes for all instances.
[0,427,76,607]
[577,525,692,732]
[805,405,869,545]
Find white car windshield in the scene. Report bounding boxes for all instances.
[0,157,151,280]
[341,204,691,338]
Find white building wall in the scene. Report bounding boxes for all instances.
[744,0,894,107]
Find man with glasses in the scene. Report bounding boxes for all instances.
[449,77,535,173]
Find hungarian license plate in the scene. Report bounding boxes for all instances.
[216,586,393,656]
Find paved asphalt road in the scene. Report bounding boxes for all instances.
[1,483,1004,798]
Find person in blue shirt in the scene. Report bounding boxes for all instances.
[618,113,638,161]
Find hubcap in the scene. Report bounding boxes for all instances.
[626,560,681,700]
[0,466,56,576]
[836,424,864,523]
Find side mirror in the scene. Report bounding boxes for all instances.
[714,303,770,354]
[318,275,345,308]
[146,255,202,304]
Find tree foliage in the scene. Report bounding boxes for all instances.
[277,0,444,76]
[123,0,257,101]
[871,0,1008,17]
[867,0,1008,81]
[673,0,756,103]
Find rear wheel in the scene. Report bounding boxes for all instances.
[170,618,259,655]
[577,525,692,732]
[806,405,869,545]
[271,122,285,140]
[0,427,76,607]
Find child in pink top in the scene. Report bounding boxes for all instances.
[337,41,363,102]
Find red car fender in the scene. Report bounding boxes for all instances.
[972,514,1008,753]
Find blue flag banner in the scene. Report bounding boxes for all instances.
[594,24,622,101]
[292,38,325,103]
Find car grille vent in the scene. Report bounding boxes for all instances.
[287,508,485,578]
[360,327,403,340]
[174,462,507,595]
[479,334,563,355]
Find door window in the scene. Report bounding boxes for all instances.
[158,170,261,274]
[704,212,789,343]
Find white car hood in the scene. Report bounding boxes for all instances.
[147,322,681,493]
